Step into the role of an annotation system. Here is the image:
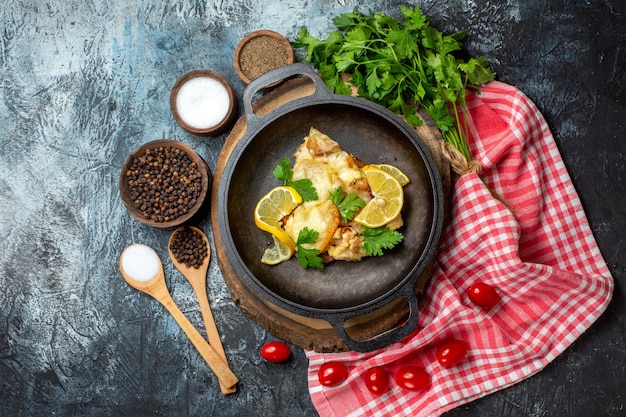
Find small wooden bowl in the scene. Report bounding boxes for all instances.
[234,30,294,86]
[119,139,212,230]
[170,70,237,136]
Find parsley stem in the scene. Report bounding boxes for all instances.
[451,103,471,160]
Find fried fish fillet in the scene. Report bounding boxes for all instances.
[284,200,340,251]
[292,127,371,204]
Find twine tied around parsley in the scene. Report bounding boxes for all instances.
[440,141,483,176]
[440,140,515,212]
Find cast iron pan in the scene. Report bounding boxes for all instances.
[217,64,444,352]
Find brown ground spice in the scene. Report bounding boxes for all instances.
[239,35,289,80]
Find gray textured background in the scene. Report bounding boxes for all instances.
[1,0,624,416]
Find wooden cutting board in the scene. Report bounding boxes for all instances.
[211,76,451,352]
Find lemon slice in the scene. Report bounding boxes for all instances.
[254,186,302,251]
[354,166,404,228]
[261,235,294,265]
[369,164,410,186]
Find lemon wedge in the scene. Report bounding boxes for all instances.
[254,186,301,251]
[368,163,410,186]
[261,235,294,265]
[353,166,404,228]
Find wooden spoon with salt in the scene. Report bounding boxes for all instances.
[168,226,236,395]
[119,244,238,392]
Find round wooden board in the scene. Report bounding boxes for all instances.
[211,76,451,352]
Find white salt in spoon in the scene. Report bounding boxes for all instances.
[119,243,238,391]
[168,226,236,395]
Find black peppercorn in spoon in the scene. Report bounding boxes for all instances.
[168,226,236,395]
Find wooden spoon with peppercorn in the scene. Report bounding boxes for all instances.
[168,226,236,395]
[119,244,238,391]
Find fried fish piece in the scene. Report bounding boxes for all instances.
[292,159,340,205]
[294,127,341,159]
[327,225,366,262]
[284,200,340,251]
[293,127,370,203]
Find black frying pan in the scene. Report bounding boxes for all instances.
[217,64,444,352]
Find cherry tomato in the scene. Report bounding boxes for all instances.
[318,362,348,387]
[260,341,291,363]
[467,282,499,309]
[395,366,431,392]
[363,367,389,396]
[436,340,469,368]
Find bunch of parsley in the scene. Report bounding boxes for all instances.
[292,5,495,161]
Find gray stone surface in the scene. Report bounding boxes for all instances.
[1,1,624,416]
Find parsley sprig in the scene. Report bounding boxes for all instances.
[329,187,365,223]
[295,227,324,269]
[273,157,318,202]
[292,5,495,161]
[362,226,404,257]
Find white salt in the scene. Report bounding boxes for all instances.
[175,76,230,129]
[120,243,161,282]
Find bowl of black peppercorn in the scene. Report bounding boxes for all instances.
[119,139,212,230]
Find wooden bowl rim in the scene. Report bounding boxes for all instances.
[233,29,295,86]
[169,70,237,136]
[119,139,211,230]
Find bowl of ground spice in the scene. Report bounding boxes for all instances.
[234,30,294,87]
[119,139,211,230]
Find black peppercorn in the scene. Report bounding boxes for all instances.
[126,146,202,223]
[169,227,208,269]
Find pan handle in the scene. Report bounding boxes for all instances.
[242,63,334,128]
[327,285,420,353]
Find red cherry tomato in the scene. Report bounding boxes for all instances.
[467,282,499,309]
[436,340,469,368]
[364,367,389,396]
[260,341,291,363]
[395,366,431,392]
[318,362,348,387]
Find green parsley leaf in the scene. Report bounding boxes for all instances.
[329,187,366,223]
[332,9,361,29]
[361,226,404,257]
[400,4,427,30]
[273,157,293,182]
[334,50,357,73]
[295,227,324,269]
[365,69,383,96]
[272,157,318,202]
[387,28,418,60]
[460,56,496,87]
[288,178,318,202]
[329,186,345,205]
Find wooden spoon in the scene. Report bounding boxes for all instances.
[168,226,236,395]
[119,244,238,391]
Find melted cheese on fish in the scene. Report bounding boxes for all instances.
[284,200,339,251]
[292,127,369,203]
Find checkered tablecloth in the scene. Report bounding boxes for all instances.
[306,81,614,417]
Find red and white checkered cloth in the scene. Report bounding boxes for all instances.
[306,81,614,417]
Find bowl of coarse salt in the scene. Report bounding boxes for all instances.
[170,70,237,136]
